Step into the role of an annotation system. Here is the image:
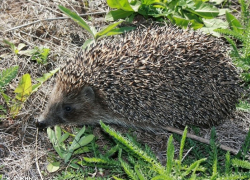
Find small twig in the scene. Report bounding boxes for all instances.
[5,11,108,32]
[35,128,43,180]
[4,122,20,133]
[163,126,245,158]
[182,147,193,162]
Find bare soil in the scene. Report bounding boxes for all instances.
[0,0,249,179]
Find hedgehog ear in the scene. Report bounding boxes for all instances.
[82,86,95,102]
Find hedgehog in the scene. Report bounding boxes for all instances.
[36,25,240,132]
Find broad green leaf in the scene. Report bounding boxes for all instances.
[59,132,70,144]
[90,26,97,35]
[95,20,124,40]
[149,11,171,18]
[55,126,62,142]
[14,74,32,102]
[186,1,219,18]
[73,146,90,155]
[47,127,54,143]
[54,143,65,159]
[31,85,39,94]
[48,128,59,149]
[72,134,94,150]
[82,39,95,50]
[210,0,225,5]
[226,11,243,33]
[104,27,136,37]
[69,134,95,157]
[105,10,134,21]
[32,68,59,93]
[58,5,94,37]
[107,0,135,11]
[143,0,163,5]
[129,0,141,12]
[81,157,116,164]
[172,16,203,29]
[74,134,95,148]
[18,49,36,56]
[74,126,86,141]
[35,68,59,83]
[47,127,66,159]
[200,27,221,36]
[204,18,228,28]
[47,162,60,173]
[183,11,203,23]
[0,66,19,89]
[70,162,81,169]
[218,8,230,16]
[201,18,228,36]
[151,2,166,8]
[107,0,125,9]
[65,126,88,161]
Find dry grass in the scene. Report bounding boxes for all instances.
[0,0,109,178]
[0,0,249,179]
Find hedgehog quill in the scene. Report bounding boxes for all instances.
[36,26,240,132]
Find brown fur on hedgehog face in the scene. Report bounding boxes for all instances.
[36,84,111,129]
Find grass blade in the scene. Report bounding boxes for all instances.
[166,135,174,175]
[105,27,136,37]
[95,20,124,40]
[58,5,94,37]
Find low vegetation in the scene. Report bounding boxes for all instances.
[46,122,250,179]
[0,64,59,118]
[105,0,229,36]
[1,0,250,179]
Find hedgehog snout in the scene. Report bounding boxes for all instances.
[35,119,48,130]
[35,113,51,130]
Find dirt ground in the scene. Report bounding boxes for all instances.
[0,0,250,179]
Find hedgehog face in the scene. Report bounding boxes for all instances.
[36,85,99,129]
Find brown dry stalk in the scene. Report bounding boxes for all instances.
[36,129,44,180]
[5,11,108,32]
[163,126,246,157]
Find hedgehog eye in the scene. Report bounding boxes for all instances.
[64,106,72,112]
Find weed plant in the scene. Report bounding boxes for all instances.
[48,122,250,179]
[214,0,250,111]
